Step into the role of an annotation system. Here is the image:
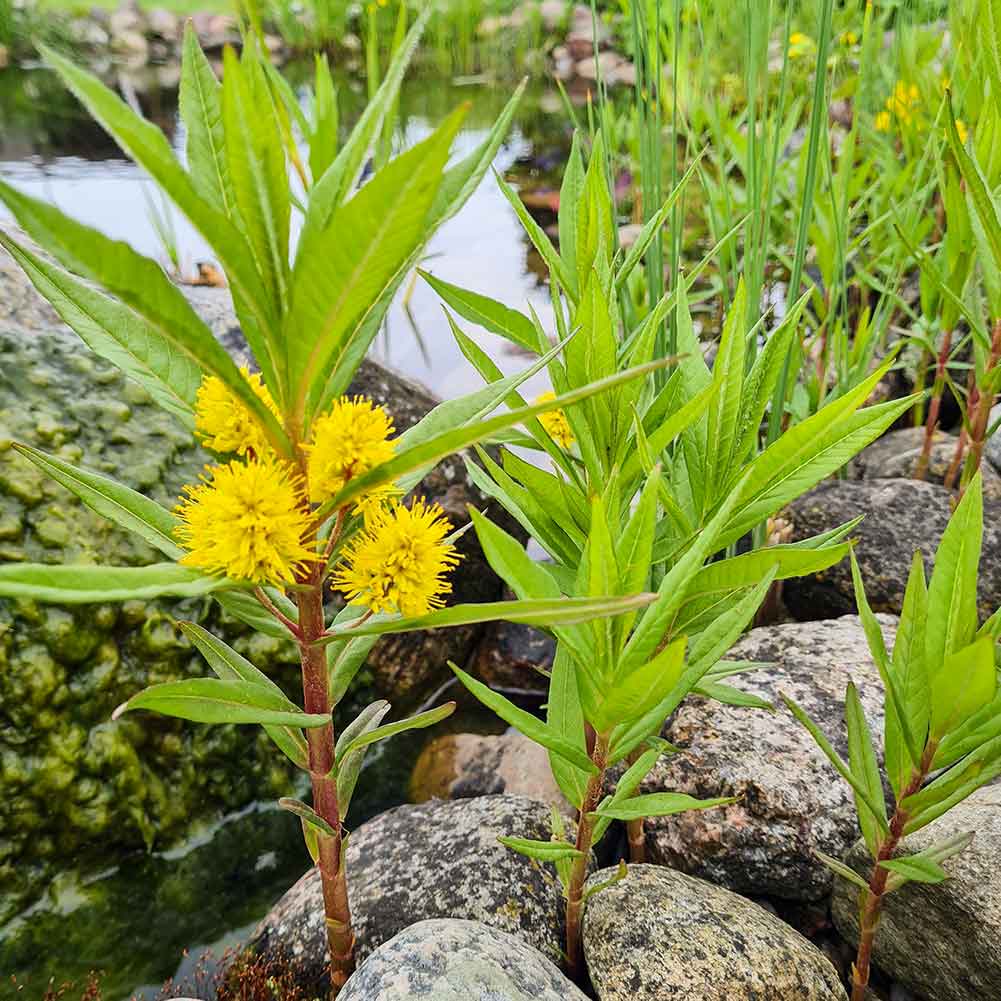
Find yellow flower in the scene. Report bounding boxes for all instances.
[956,119,969,144]
[788,31,815,58]
[840,30,858,46]
[174,459,316,586]
[332,499,461,616]
[874,110,891,132]
[885,81,919,127]
[195,367,280,458]
[304,396,396,506]
[534,392,575,449]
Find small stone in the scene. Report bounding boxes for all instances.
[575,51,622,81]
[469,616,552,694]
[340,918,588,1001]
[251,795,568,995]
[634,616,892,900]
[832,787,1001,1001]
[583,864,847,1000]
[111,28,149,60]
[145,7,179,40]
[540,0,568,31]
[409,731,570,812]
[986,403,1001,473]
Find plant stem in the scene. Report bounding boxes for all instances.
[914,328,952,481]
[565,732,610,983]
[960,319,1001,498]
[297,582,355,995]
[624,746,646,863]
[851,745,934,1001]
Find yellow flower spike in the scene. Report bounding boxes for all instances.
[305,396,397,506]
[874,110,891,132]
[534,391,575,449]
[956,119,969,144]
[332,499,462,617]
[840,30,858,46]
[174,458,317,586]
[194,367,280,458]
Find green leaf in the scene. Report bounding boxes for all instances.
[309,53,339,183]
[114,678,330,727]
[846,681,888,856]
[178,621,308,769]
[591,744,665,843]
[419,270,540,353]
[12,444,182,559]
[0,231,198,426]
[0,563,228,603]
[497,836,583,862]
[179,22,233,217]
[278,797,336,837]
[592,637,688,733]
[558,132,584,281]
[39,43,283,396]
[335,700,392,819]
[547,646,589,810]
[336,702,455,758]
[929,636,997,739]
[469,508,562,600]
[594,792,737,821]
[877,855,949,885]
[882,831,974,892]
[815,850,870,891]
[449,662,598,774]
[287,106,464,425]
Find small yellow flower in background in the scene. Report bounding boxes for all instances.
[305,396,396,506]
[788,32,815,59]
[195,367,280,458]
[941,74,951,92]
[956,119,970,144]
[534,392,574,449]
[886,80,919,127]
[840,30,859,46]
[332,499,461,617]
[874,110,891,132]
[174,459,316,586]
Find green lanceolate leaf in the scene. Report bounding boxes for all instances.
[334,700,392,818]
[592,745,665,843]
[449,662,598,774]
[497,836,584,863]
[178,621,308,769]
[593,637,688,733]
[469,508,562,600]
[0,232,199,426]
[815,850,870,891]
[214,589,298,639]
[929,636,997,740]
[336,702,456,758]
[846,681,888,856]
[309,54,339,183]
[0,563,228,603]
[114,678,330,727]
[882,831,975,893]
[278,797,336,837]
[12,444,182,559]
[594,792,737,822]
[547,646,589,810]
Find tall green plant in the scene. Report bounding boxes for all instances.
[423,136,918,975]
[0,27,663,995]
[784,473,1001,1001]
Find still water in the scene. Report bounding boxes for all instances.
[0,59,566,999]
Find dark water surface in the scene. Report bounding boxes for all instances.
[0,58,564,1000]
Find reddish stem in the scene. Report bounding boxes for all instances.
[914,329,952,481]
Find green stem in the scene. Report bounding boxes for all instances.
[564,732,610,983]
[297,583,355,996]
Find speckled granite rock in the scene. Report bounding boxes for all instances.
[251,795,567,994]
[409,731,570,812]
[783,479,1001,620]
[832,787,1001,1001]
[848,427,1001,499]
[634,616,892,901]
[340,919,588,1001]
[582,865,847,1001]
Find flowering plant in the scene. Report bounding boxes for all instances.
[0,24,661,993]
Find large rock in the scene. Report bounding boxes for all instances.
[251,795,568,994]
[340,919,587,1001]
[987,403,1001,474]
[633,616,892,901]
[468,614,553,695]
[409,730,570,812]
[832,787,1001,1001]
[783,478,1001,620]
[583,864,847,1001]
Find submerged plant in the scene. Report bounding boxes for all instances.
[0,24,659,996]
[784,473,1000,1001]
[424,132,918,976]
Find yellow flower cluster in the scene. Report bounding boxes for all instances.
[535,392,575,449]
[173,372,459,611]
[876,81,919,132]
[788,32,815,59]
[333,499,461,617]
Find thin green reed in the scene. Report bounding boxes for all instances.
[766,0,835,444]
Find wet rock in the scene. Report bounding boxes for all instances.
[409,731,569,811]
[987,403,1001,473]
[468,614,552,694]
[784,478,1001,620]
[251,796,568,995]
[633,616,891,901]
[832,787,1001,1001]
[340,918,587,1001]
[849,427,1001,499]
[583,864,847,1001]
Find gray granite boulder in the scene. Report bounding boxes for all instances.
[987,404,1001,473]
[251,795,567,994]
[633,616,892,900]
[582,864,847,1001]
[340,918,588,1001]
[832,787,1001,1001]
[783,478,1001,621]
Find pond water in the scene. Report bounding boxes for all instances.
[0,58,568,1000]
